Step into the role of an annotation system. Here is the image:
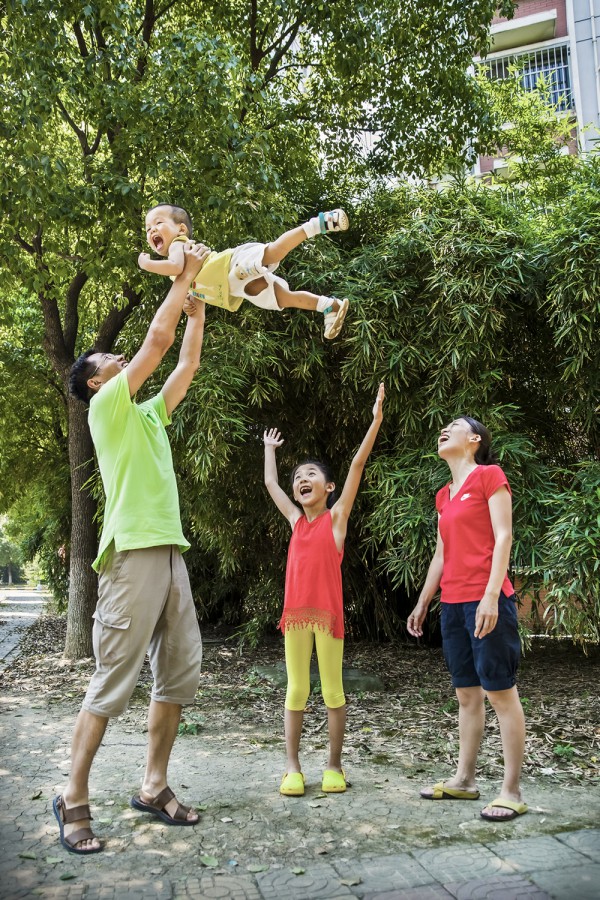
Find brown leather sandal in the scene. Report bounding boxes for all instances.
[130,786,198,826]
[52,795,103,854]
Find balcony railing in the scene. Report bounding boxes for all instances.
[483,44,573,111]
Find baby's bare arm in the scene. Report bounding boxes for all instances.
[138,240,187,275]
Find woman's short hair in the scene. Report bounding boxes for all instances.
[460,416,498,465]
[69,350,97,405]
[290,458,337,508]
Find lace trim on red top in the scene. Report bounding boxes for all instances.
[278,607,337,636]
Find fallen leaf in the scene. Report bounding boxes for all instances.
[292,867,305,875]
[19,852,37,860]
[247,863,269,873]
[31,790,42,800]
[45,857,62,865]
[60,873,76,880]
[340,877,362,886]
[200,855,219,868]
[220,816,233,823]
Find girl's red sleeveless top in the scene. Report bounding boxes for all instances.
[279,510,345,639]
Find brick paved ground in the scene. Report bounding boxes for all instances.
[1,593,598,899]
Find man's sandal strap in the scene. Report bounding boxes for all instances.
[60,802,93,825]
[149,786,190,820]
[65,827,96,848]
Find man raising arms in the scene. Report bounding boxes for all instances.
[55,243,210,853]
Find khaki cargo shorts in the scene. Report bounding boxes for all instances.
[82,545,202,718]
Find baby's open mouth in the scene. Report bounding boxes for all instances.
[152,235,164,253]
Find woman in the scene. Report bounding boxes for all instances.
[407,417,527,821]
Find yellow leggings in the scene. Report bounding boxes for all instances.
[284,626,345,710]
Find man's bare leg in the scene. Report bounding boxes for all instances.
[60,709,109,851]
[138,699,198,822]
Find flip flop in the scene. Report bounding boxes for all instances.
[280,772,305,796]
[480,798,528,821]
[130,786,198,826]
[52,795,103,854]
[322,768,347,793]
[420,781,480,800]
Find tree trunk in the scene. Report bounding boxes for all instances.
[65,394,98,659]
[7,562,12,585]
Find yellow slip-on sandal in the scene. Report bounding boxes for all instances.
[280,772,305,796]
[322,768,347,793]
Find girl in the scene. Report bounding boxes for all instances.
[407,417,527,822]
[263,383,384,796]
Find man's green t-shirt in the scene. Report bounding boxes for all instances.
[89,370,189,571]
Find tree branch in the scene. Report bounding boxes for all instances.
[15,233,35,254]
[96,285,143,349]
[136,0,178,79]
[262,20,303,84]
[55,97,92,156]
[64,271,89,355]
[72,21,89,57]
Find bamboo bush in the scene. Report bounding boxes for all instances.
[161,181,597,645]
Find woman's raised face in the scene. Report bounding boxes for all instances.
[437,418,480,457]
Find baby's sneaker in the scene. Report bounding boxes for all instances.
[303,208,349,238]
[234,262,264,280]
[319,208,349,233]
[323,298,349,340]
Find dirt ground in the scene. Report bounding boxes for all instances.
[2,614,599,792]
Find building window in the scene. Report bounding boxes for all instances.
[483,44,573,111]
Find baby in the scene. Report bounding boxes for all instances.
[139,204,350,339]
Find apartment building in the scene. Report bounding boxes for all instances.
[473,0,600,176]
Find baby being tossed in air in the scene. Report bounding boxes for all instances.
[139,204,350,340]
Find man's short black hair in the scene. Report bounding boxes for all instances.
[69,350,97,405]
[148,203,193,239]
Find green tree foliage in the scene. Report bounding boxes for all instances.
[172,183,582,643]
[537,463,600,645]
[3,0,599,651]
[0,0,517,656]
[0,301,70,599]
[0,516,24,584]
[470,65,578,200]
[543,158,600,449]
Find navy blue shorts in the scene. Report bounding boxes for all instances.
[441,592,520,692]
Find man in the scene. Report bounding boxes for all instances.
[54,243,210,853]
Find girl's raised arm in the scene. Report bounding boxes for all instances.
[332,383,384,532]
[264,429,302,529]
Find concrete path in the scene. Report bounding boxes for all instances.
[0,604,598,899]
[0,589,48,671]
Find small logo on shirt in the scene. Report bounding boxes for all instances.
[460,493,472,501]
